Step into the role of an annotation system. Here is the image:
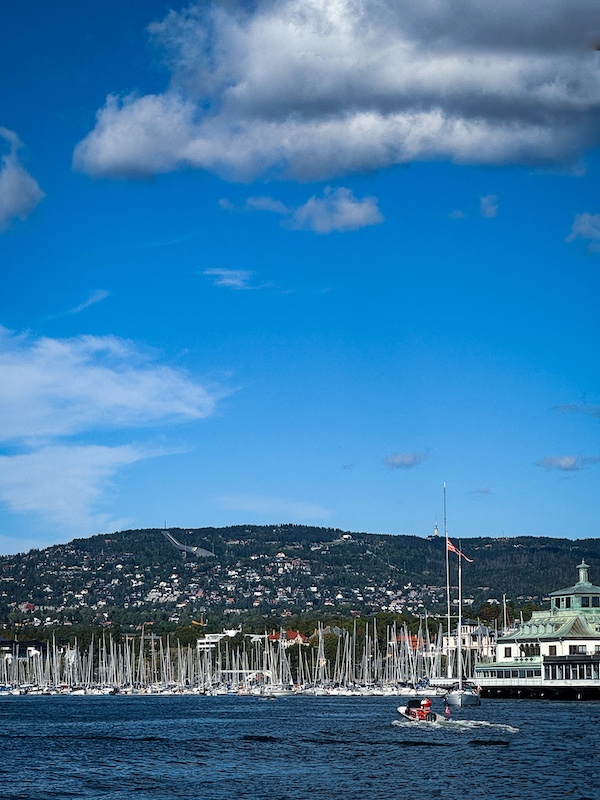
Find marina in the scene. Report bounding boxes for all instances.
[4,561,600,699]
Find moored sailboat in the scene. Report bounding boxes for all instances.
[441,484,480,708]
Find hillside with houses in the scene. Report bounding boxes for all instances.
[1,526,599,637]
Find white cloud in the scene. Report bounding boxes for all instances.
[73,1,600,182]
[0,128,44,230]
[204,268,255,289]
[565,212,600,251]
[0,327,226,537]
[480,194,499,218]
[68,289,110,314]
[0,444,152,532]
[46,289,110,320]
[290,187,383,233]
[246,196,290,214]
[243,187,383,233]
[0,327,220,444]
[218,493,333,521]
[536,455,600,471]
[384,451,427,469]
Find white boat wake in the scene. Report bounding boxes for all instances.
[392,718,519,733]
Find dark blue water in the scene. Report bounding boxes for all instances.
[0,695,597,800]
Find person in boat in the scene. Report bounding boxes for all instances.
[404,697,435,721]
[418,698,433,720]
[408,697,431,720]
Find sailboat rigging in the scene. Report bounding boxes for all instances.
[442,484,481,707]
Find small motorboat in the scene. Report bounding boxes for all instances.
[397,697,438,722]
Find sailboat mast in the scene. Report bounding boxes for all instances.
[457,539,463,690]
[444,483,452,679]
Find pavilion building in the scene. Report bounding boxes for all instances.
[475,561,600,699]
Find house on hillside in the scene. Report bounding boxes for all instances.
[267,630,310,648]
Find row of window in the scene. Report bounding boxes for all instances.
[503,644,600,658]
[477,664,600,680]
[553,596,600,609]
[477,669,542,679]
[545,663,600,681]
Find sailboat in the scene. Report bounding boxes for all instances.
[442,485,481,708]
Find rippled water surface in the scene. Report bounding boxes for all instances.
[0,695,597,800]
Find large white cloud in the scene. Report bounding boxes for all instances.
[0,327,220,444]
[0,328,225,537]
[0,128,44,229]
[73,0,600,181]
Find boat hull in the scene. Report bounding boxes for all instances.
[444,688,481,707]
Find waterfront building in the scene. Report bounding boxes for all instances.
[442,622,495,663]
[475,561,600,698]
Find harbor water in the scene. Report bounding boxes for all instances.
[0,695,597,800]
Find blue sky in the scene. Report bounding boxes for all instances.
[0,0,599,555]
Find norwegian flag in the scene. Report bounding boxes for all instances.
[446,538,473,563]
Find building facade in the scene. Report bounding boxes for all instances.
[475,561,600,698]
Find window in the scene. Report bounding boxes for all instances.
[582,597,590,608]
[593,597,600,608]
[504,647,512,658]
[565,597,571,609]
[549,645,557,656]
[569,645,587,655]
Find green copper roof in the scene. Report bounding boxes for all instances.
[549,560,600,596]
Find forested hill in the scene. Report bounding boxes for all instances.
[1,525,599,629]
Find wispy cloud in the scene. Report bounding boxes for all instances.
[0,326,226,536]
[218,493,333,521]
[384,452,427,470]
[0,128,44,231]
[47,289,111,320]
[68,289,110,314]
[480,194,499,218]
[203,268,255,289]
[242,187,384,234]
[565,212,600,252]
[246,196,290,215]
[0,444,154,532]
[555,403,600,419]
[0,327,221,443]
[536,455,600,472]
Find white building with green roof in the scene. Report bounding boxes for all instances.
[475,561,600,699]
